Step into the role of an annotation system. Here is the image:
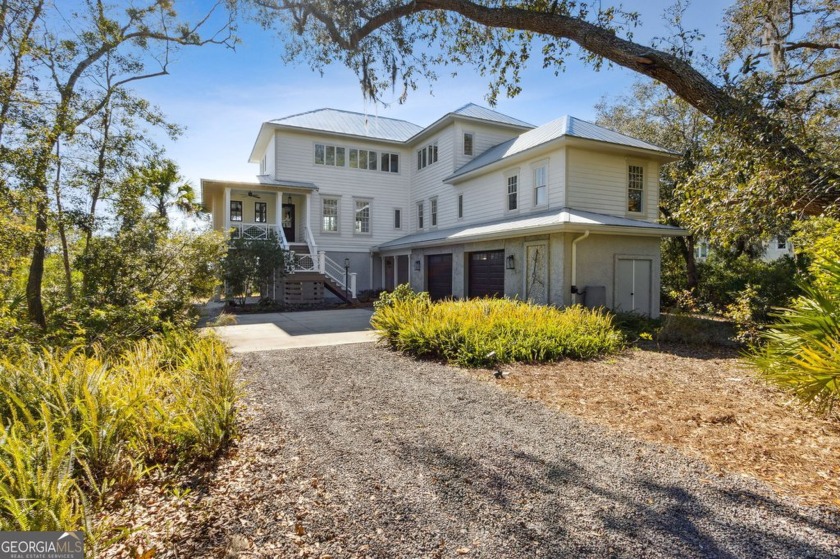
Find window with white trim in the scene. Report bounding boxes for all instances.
[315,144,346,167]
[260,155,267,174]
[430,198,438,227]
[254,202,267,223]
[417,201,424,229]
[694,241,709,259]
[354,200,371,234]
[463,133,474,156]
[458,194,464,219]
[416,141,438,170]
[394,208,402,229]
[628,164,644,213]
[322,198,339,232]
[776,236,787,250]
[380,152,399,173]
[533,165,547,207]
[507,175,518,211]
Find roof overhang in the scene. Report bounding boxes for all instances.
[200,178,318,208]
[407,112,534,146]
[375,208,687,252]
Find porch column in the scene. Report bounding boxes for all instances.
[223,187,231,232]
[393,256,398,288]
[275,191,283,237]
[304,193,312,244]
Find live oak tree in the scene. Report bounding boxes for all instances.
[0,0,234,327]
[248,0,838,215]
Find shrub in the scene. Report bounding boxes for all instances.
[751,257,840,414]
[0,332,240,542]
[372,290,624,367]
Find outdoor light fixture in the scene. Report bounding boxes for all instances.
[506,254,515,270]
[414,260,421,271]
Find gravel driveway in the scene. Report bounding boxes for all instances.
[227,343,839,558]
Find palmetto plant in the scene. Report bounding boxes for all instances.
[752,259,840,414]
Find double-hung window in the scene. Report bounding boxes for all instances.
[463,133,474,156]
[322,198,339,232]
[628,164,644,213]
[430,198,438,227]
[230,201,242,222]
[354,200,371,234]
[507,175,518,211]
[254,202,267,223]
[533,165,547,207]
[417,202,424,229]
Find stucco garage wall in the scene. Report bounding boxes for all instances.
[565,234,661,317]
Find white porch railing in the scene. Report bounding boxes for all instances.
[230,222,288,249]
[286,250,356,298]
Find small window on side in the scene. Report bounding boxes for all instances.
[463,133,473,156]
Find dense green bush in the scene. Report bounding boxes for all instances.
[0,332,240,547]
[751,255,840,414]
[372,286,624,367]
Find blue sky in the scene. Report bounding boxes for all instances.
[130,0,733,188]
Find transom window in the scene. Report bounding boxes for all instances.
[229,200,242,222]
[534,165,547,206]
[315,144,346,167]
[417,141,438,170]
[322,198,338,232]
[628,164,644,213]
[254,202,267,223]
[463,133,474,156]
[507,175,518,211]
[417,201,424,229]
[354,200,371,234]
[430,198,438,227]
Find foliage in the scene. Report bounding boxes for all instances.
[752,259,840,414]
[372,287,624,367]
[0,332,240,542]
[221,234,287,304]
[791,217,840,301]
[657,313,737,346]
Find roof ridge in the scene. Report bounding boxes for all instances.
[271,107,421,127]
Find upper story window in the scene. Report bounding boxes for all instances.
[230,200,242,222]
[417,201,424,229]
[254,202,267,223]
[350,148,377,170]
[776,236,788,250]
[458,194,464,219]
[507,175,518,211]
[394,208,402,229]
[534,165,547,207]
[463,133,474,156]
[628,164,644,213]
[354,200,371,234]
[694,241,709,260]
[322,198,339,232]
[430,198,438,227]
[417,141,438,170]
[380,152,399,173]
[260,155,267,174]
[315,144,346,167]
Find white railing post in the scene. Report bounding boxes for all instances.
[318,251,326,274]
[350,273,357,299]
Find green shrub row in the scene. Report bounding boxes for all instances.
[372,285,624,367]
[0,332,240,550]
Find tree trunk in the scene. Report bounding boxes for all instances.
[81,105,112,297]
[54,139,74,303]
[26,190,48,328]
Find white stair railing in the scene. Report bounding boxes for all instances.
[284,250,356,298]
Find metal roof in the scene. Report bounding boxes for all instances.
[269,108,423,142]
[447,115,677,181]
[451,103,535,128]
[377,207,684,250]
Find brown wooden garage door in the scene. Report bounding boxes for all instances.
[468,250,505,298]
[426,254,453,301]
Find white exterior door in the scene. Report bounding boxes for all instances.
[616,258,652,316]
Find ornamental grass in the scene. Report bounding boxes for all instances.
[0,332,240,550]
[372,285,624,367]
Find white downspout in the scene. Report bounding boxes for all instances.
[571,230,590,304]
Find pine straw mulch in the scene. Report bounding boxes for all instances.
[464,341,840,509]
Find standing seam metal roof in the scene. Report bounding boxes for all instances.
[451,103,535,128]
[270,108,423,142]
[447,115,677,180]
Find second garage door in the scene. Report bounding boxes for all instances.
[468,250,505,298]
[426,254,453,301]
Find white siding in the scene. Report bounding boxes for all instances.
[265,136,276,177]
[452,121,522,172]
[409,129,455,233]
[273,130,411,252]
[566,148,659,223]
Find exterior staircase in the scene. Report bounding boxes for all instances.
[283,246,358,305]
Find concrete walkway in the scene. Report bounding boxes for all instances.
[206,308,377,352]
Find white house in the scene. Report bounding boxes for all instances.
[201,103,685,316]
